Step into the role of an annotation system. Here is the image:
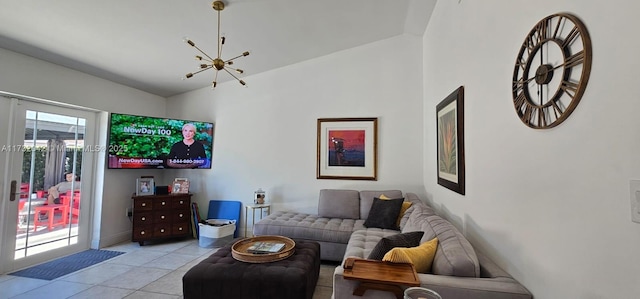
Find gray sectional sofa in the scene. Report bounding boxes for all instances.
[253,189,532,299]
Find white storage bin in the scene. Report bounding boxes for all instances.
[198,219,236,248]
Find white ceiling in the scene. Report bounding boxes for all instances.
[0,0,435,97]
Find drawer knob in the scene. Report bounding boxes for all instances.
[141,231,145,235]
[141,203,146,207]
[160,229,165,233]
[179,227,183,231]
[161,201,166,205]
[141,217,146,221]
[179,213,183,218]
[179,200,184,204]
[161,215,165,219]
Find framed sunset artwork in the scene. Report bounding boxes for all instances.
[317,118,377,180]
[436,86,465,195]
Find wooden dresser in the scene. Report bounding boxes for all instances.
[131,193,192,245]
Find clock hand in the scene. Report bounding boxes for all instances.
[518,60,570,85]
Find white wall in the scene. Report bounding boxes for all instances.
[0,48,167,251]
[423,1,640,298]
[168,35,425,229]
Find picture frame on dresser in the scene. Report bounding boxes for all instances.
[172,178,190,194]
[136,178,154,196]
[436,86,465,195]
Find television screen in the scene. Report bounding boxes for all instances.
[107,113,214,169]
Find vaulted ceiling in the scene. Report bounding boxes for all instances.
[0,0,435,97]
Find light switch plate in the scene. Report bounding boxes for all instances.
[629,180,640,223]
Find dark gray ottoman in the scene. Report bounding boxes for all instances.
[183,239,320,299]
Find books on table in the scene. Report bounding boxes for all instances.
[247,242,286,254]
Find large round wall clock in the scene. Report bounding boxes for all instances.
[512,13,592,129]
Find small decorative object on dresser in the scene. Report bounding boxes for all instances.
[172,178,190,194]
[131,193,192,245]
[136,178,154,196]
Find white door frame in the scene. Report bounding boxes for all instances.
[0,97,99,274]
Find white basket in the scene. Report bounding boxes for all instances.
[198,219,236,248]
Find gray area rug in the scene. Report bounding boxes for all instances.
[9,249,125,280]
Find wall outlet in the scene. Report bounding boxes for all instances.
[126,207,133,217]
[629,180,640,223]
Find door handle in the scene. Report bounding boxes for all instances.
[10,180,17,202]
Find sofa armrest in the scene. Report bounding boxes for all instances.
[333,265,532,299]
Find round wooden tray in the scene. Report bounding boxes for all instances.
[232,235,296,263]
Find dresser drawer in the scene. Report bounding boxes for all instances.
[134,198,153,211]
[133,226,153,239]
[134,212,152,224]
[173,210,189,223]
[154,225,173,237]
[154,198,172,210]
[172,222,190,235]
[154,211,172,224]
[172,197,190,209]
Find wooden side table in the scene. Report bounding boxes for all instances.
[343,257,420,299]
[244,203,271,237]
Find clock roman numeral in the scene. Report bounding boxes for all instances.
[565,50,585,68]
[560,80,578,98]
[551,101,564,118]
[516,57,527,71]
[514,92,526,111]
[537,106,546,127]
[552,15,564,39]
[535,19,549,43]
[561,26,580,48]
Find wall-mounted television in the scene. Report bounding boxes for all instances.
[107,113,214,169]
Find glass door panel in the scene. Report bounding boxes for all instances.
[1,98,96,273]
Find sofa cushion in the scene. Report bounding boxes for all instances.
[383,237,439,273]
[318,189,360,219]
[363,197,404,230]
[427,215,480,277]
[343,229,399,260]
[402,204,436,238]
[359,190,403,219]
[379,194,412,227]
[367,231,424,260]
[253,211,364,244]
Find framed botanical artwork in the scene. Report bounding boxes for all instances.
[136,178,155,196]
[172,178,190,194]
[436,86,465,195]
[317,118,378,180]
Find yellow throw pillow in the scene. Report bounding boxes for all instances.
[382,237,439,273]
[379,194,412,227]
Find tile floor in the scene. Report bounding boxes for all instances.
[0,239,335,299]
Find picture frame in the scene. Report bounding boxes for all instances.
[436,86,465,195]
[317,117,378,180]
[172,178,190,194]
[136,178,155,196]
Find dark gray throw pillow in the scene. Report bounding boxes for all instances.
[367,231,425,260]
[363,197,404,230]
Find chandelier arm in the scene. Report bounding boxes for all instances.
[189,66,215,77]
[223,67,244,83]
[224,53,247,63]
[212,70,220,88]
[191,44,216,62]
